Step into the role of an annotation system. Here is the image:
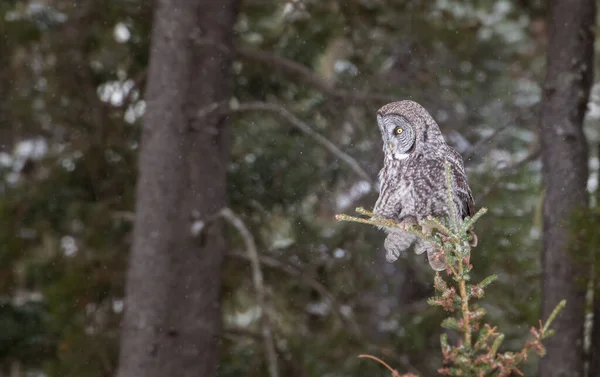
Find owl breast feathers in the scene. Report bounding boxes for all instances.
[372,100,475,271]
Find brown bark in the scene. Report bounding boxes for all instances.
[115,1,239,377]
[539,1,595,377]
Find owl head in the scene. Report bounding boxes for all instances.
[376,100,444,160]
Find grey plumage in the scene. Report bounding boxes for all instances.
[373,100,475,271]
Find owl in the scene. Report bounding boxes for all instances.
[373,100,476,271]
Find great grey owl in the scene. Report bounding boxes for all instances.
[373,100,476,271]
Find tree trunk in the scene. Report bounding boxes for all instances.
[115,1,239,377]
[591,274,600,377]
[539,1,595,377]
[589,144,600,377]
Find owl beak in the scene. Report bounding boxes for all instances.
[388,143,393,151]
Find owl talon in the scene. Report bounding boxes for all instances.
[421,223,433,236]
[400,223,415,231]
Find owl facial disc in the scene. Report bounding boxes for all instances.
[377,114,415,159]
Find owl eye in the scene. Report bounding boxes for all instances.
[394,127,404,135]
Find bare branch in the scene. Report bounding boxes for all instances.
[238,47,398,105]
[220,208,279,377]
[231,101,374,184]
[463,103,539,165]
[114,207,361,335]
[475,146,541,203]
[227,249,362,335]
[463,122,512,162]
[224,328,310,377]
[238,47,333,96]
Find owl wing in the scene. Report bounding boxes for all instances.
[374,165,418,262]
[447,147,476,219]
[417,148,475,221]
[373,165,404,219]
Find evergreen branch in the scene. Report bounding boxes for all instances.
[458,260,472,347]
[336,207,451,245]
[488,334,505,357]
[335,208,427,240]
[441,318,463,332]
[460,208,488,233]
[541,300,566,337]
[337,165,565,377]
[478,274,499,289]
[444,161,459,232]
[335,213,387,227]
[443,162,471,347]
[355,207,375,217]
[423,215,453,238]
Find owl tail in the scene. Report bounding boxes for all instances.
[384,231,416,262]
[414,239,446,271]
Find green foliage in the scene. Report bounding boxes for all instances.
[0,299,53,365]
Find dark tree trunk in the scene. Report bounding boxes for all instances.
[592,279,600,377]
[590,145,600,377]
[116,1,239,377]
[539,1,595,377]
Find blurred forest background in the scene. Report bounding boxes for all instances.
[0,0,599,377]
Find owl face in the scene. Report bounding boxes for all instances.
[377,113,416,160]
[376,100,445,161]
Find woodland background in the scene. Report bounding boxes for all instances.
[0,1,599,377]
